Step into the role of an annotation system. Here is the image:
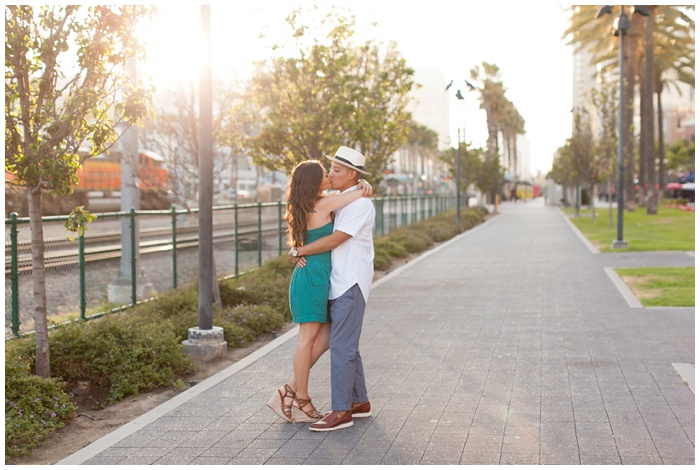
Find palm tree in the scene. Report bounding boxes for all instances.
[469,62,507,161]
[652,7,695,198]
[623,11,645,210]
[500,101,525,183]
[639,7,656,212]
[563,5,694,211]
[468,62,526,202]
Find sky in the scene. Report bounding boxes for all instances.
[143,2,576,175]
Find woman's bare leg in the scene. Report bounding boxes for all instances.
[291,322,322,400]
[287,322,330,393]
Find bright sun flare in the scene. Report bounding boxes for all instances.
[138,6,204,91]
[137,5,281,92]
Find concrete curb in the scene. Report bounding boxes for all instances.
[672,363,695,394]
[604,266,643,309]
[560,210,600,254]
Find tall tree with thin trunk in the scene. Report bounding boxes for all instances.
[623,12,645,210]
[5,5,153,377]
[589,76,619,229]
[641,7,657,214]
[468,62,521,202]
[652,7,695,197]
[469,62,506,162]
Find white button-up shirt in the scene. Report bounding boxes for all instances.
[329,186,375,302]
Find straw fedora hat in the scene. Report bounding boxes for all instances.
[325,146,370,175]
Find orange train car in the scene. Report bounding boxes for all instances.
[75,150,169,196]
[5,150,170,217]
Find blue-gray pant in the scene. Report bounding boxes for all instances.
[329,284,368,411]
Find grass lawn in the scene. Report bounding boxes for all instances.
[616,267,695,307]
[564,205,694,309]
[565,205,694,252]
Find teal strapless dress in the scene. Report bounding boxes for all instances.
[289,221,333,324]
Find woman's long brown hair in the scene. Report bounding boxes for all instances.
[285,160,325,248]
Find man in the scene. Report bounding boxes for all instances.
[291,146,375,431]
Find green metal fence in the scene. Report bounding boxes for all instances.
[5,194,454,338]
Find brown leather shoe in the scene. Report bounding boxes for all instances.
[308,411,353,432]
[350,401,371,418]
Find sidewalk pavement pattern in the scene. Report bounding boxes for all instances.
[59,199,695,465]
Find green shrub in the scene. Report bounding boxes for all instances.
[374,238,409,258]
[218,304,285,348]
[419,221,461,242]
[220,255,294,320]
[459,211,482,229]
[581,188,591,206]
[47,314,195,406]
[373,248,392,271]
[135,283,198,318]
[5,345,77,459]
[387,228,434,253]
[219,282,263,307]
[132,284,200,342]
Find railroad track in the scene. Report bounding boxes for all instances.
[6,222,284,274]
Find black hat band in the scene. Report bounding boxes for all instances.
[335,155,365,171]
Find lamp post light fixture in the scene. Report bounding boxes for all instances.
[597,5,649,249]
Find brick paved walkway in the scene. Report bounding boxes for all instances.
[59,199,695,465]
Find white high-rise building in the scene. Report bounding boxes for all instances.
[408,66,451,151]
[572,48,598,112]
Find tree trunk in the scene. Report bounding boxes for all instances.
[624,16,643,211]
[512,138,518,184]
[643,9,657,214]
[656,90,666,203]
[638,51,648,207]
[590,178,597,222]
[620,30,637,211]
[28,189,51,378]
[608,177,613,229]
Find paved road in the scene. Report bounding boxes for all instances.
[58,199,695,465]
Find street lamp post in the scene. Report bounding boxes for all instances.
[182,5,227,362]
[598,5,648,249]
[446,80,467,225]
[456,128,461,224]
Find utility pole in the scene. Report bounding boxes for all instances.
[182,5,226,361]
[108,57,140,304]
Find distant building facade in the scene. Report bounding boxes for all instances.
[383,66,452,196]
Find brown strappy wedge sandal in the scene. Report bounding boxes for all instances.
[266,384,296,423]
[292,396,325,423]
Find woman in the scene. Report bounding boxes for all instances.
[267,160,371,423]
